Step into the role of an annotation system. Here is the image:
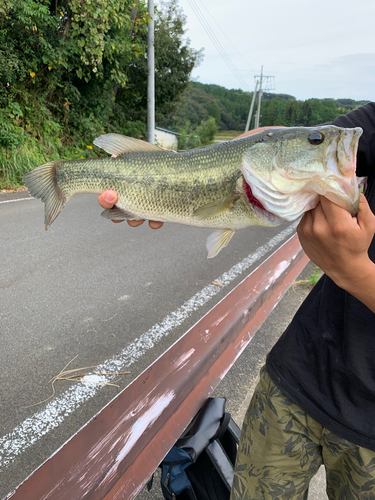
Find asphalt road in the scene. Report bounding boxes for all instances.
[0,189,297,499]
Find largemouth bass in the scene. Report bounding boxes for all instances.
[23,125,362,258]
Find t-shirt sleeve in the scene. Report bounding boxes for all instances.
[331,102,375,177]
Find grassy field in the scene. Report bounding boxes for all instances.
[215,131,244,141]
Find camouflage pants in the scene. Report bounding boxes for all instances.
[231,367,375,500]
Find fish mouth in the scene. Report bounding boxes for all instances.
[323,126,362,215]
[337,127,362,178]
[311,173,360,216]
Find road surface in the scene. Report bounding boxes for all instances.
[0,189,297,498]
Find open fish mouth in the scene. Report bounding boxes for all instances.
[322,126,361,215]
[241,125,362,220]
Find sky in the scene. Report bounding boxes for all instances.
[168,0,375,101]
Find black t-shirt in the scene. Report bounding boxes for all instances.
[266,102,375,451]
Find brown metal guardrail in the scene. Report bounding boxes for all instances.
[6,233,309,500]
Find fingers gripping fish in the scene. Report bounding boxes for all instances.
[23,126,362,258]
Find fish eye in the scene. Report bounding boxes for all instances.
[308,132,324,145]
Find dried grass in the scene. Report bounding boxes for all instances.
[23,355,130,409]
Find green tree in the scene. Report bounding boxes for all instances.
[178,117,218,150]
[0,0,149,143]
[162,81,368,132]
[116,0,202,127]
[0,0,201,187]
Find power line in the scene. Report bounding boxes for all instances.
[187,0,251,92]
[188,0,247,89]
[197,1,256,75]
[188,0,250,91]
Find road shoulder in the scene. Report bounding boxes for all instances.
[137,261,328,500]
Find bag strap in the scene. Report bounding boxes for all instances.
[227,417,241,443]
[212,412,231,442]
[206,439,234,491]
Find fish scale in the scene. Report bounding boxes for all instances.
[23,126,362,257]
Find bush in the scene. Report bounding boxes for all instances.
[178,117,218,150]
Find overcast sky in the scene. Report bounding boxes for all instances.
[171,0,375,101]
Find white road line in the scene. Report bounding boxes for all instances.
[0,197,35,204]
[0,222,298,471]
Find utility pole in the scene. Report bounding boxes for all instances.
[246,67,275,132]
[147,0,155,144]
[245,80,258,133]
[254,66,263,129]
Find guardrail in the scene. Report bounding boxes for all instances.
[6,233,309,500]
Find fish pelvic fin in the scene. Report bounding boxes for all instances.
[93,133,162,156]
[23,161,66,230]
[100,207,140,220]
[207,229,236,258]
[193,195,240,220]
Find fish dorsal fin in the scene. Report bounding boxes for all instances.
[93,133,162,155]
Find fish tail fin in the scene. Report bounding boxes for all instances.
[23,160,66,230]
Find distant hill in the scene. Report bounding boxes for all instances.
[161,82,369,132]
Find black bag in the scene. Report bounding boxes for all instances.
[149,397,241,500]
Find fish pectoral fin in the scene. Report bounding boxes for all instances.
[193,195,240,220]
[207,229,236,259]
[93,133,162,155]
[101,206,139,220]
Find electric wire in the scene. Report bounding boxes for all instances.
[198,0,256,75]
[187,0,252,92]
[187,0,250,91]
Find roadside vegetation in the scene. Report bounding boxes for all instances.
[0,1,369,190]
[0,0,201,189]
[293,267,321,288]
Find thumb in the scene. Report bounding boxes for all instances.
[98,190,118,210]
[103,190,117,205]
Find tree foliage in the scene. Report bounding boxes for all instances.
[0,0,201,187]
[0,0,149,167]
[178,117,218,150]
[162,82,369,132]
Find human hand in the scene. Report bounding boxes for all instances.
[98,190,164,229]
[297,194,375,294]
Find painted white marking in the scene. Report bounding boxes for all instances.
[0,222,298,471]
[0,197,35,204]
